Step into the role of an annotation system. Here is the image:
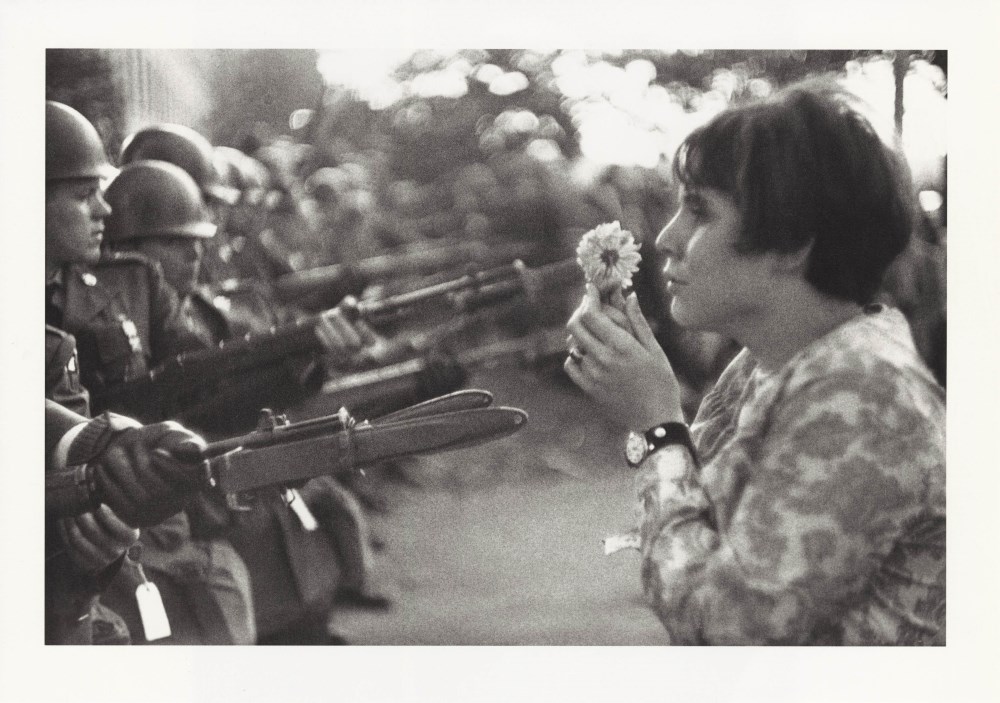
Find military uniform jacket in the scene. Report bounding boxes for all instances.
[46,325,90,417]
[44,377,128,644]
[171,288,322,435]
[57,253,192,413]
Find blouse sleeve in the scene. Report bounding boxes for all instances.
[636,368,933,644]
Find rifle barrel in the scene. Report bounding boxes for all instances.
[272,239,539,302]
[353,257,580,322]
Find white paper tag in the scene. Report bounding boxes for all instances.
[603,530,641,556]
[135,582,171,641]
[286,488,319,531]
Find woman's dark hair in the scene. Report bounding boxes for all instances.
[672,78,914,304]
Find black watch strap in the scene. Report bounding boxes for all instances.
[644,422,698,464]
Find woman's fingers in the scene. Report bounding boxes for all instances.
[563,354,597,395]
[625,293,661,352]
[566,314,608,364]
[603,304,631,333]
[574,305,638,357]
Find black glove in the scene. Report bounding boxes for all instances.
[73,417,207,528]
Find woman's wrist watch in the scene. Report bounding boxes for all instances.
[625,421,697,467]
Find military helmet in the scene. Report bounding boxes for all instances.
[120,124,239,205]
[103,160,217,243]
[238,154,273,207]
[46,101,114,182]
[216,146,274,207]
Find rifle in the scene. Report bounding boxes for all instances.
[47,389,528,518]
[292,325,571,421]
[92,258,580,422]
[269,238,541,307]
[342,257,580,327]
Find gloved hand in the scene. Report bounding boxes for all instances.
[315,296,394,369]
[89,420,207,528]
[58,504,139,572]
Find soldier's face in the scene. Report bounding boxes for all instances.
[133,237,204,294]
[46,178,110,267]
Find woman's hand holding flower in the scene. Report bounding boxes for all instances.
[564,290,684,432]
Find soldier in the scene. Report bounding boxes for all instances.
[102,157,390,643]
[44,390,209,645]
[214,145,300,281]
[46,100,256,645]
[120,124,312,288]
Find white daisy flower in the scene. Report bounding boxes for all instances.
[576,221,642,295]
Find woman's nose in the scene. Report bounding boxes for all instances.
[655,213,682,258]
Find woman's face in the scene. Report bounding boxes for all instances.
[656,185,775,336]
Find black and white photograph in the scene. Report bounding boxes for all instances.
[3,1,999,701]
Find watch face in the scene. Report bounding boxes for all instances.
[625,432,648,466]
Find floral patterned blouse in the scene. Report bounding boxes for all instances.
[635,305,945,645]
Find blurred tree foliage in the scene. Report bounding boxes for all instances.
[206,49,325,152]
[46,49,127,156]
[311,49,945,183]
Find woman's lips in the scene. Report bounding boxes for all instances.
[665,276,687,294]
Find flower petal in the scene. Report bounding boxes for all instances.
[576,221,642,292]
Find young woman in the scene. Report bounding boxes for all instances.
[565,80,945,645]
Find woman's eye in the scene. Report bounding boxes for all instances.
[681,196,707,219]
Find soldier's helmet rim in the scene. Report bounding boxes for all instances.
[103,159,217,243]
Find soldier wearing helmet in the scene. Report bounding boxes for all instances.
[211,145,301,282]
[104,161,215,309]
[46,102,256,646]
[45,101,115,275]
[119,124,245,284]
[120,123,240,207]
[100,156,392,643]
